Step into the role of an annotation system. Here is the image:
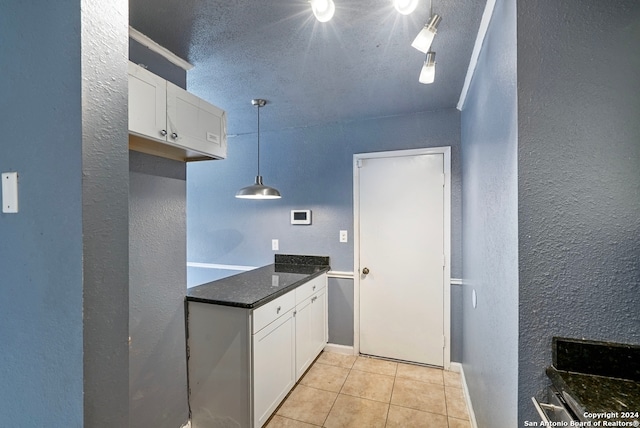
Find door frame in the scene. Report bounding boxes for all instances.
[353,147,451,369]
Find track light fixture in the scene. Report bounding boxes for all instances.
[393,0,419,15]
[411,13,441,53]
[310,0,335,22]
[419,51,436,84]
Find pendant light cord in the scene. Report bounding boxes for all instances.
[257,103,261,177]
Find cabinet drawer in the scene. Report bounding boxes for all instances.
[295,275,326,305]
[253,292,295,334]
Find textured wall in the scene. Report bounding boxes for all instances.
[0,1,129,426]
[128,42,190,427]
[460,0,519,426]
[81,1,130,426]
[517,0,640,423]
[129,152,189,428]
[187,108,463,355]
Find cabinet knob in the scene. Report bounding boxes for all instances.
[276,306,281,314]
[362,267,370,275]
[312,285,316,291]
[171,132,178,139]
[160,129,167,136]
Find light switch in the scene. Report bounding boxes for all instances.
[2,172,18,213]
[339,230,348,243]
[272,239,279,251]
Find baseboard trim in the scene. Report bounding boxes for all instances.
[323,343,355,355]
[450,362,478,428]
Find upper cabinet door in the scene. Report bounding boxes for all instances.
[166,81,227,160]
[128,62,167,142]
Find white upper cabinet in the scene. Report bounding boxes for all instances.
[128,62,227,162]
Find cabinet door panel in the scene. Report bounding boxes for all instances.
[310,287,328,358]
[166,82,227,159]
[253,310,295,427]
[294,297,314,380]
[128,62,166,141]
[295,287,328,380]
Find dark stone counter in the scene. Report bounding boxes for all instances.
[546,337,640,424]
[186,255,330,309]
[547,366,640,421]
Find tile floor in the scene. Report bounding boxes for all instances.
[266,352,472,428]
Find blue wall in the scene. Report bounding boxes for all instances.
[517,0,640,422]
[460,0,519,426]
[0,1,129,426]
[0,4,83,425]
[187,108,463,354]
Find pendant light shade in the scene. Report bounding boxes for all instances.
[236,99,281,200]
[411,14,441,53]
[419,51,436,84]
[236,175,281,199]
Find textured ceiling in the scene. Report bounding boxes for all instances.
[129,0,485,135]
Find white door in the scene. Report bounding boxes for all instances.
[356,149,448,367]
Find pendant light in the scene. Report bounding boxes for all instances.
[235,99,282,200]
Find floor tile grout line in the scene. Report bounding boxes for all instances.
[269,352,471,427]
[384,369,398,427]
[321,361,353,427]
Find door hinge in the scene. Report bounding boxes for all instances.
[441,173,445,187]
[357,159,363,168]
[443,335,446,349]
[442,254,446,267]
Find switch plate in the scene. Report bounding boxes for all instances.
[339,230,348,243]
[2,172,18,213]
[272,239,279,251]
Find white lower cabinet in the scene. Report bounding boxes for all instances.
[253,309,296,427]
[295,286,328,379]
[188,273,328,428]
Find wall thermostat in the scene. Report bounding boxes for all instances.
[291,210,311,225]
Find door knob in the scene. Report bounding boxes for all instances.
[362,267,370,275]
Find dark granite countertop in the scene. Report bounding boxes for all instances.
[547,366,640,422]
[546,337,640,424]
[186,255,330,309]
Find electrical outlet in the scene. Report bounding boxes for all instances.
[272,239,279,251]
[339,230,348,243]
